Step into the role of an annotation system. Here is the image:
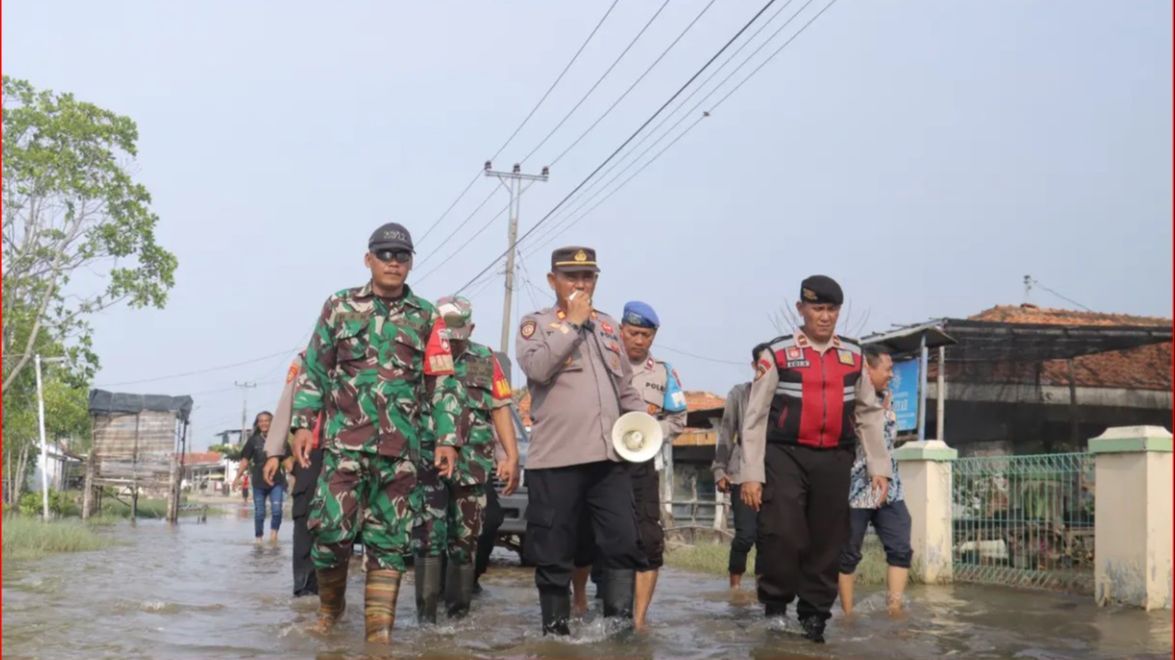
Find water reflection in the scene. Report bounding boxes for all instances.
[2,515,1170,658]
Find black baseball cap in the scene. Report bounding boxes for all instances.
[369,222,414,253]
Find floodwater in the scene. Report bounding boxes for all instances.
[3,508,1171,659]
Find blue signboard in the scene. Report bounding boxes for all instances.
[890,358,920,432]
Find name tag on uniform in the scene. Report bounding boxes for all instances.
[786,359,810,369]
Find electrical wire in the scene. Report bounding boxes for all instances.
[454,0,785,295]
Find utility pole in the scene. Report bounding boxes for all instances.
[1023,275,1032,305]
[35,354,66,521]
[234,381,257,446]
[484,161,549,356]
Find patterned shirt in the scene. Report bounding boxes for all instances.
[450,341,512,486]
[290,282,461,459]
[848,397,903,508]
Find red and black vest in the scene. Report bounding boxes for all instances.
[760,333,864,449]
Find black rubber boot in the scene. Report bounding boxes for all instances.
[800,615,826,644]
[539,588,571,636]
[765,602,788,618]
[444,560,476,619]
[414,556,443,625]
[600,568,635,625]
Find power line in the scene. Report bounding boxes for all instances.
[531,114,707,252]
[455,0,785,295]
[532,0,838,249]
[1028,277,1093,312]
[657,344,746,366]
[415,189,501,268]
[414,0,619,248]
[491,0,621,163]
[94,346,302,388]
[548,0,718,167]
[527,0,807,247]
[520,0,671,164]
[414,181,536,285]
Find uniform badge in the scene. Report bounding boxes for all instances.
[556,309,566,320]
[601,321,614,335]
[647,403,659,415]
[520,319,537,339]
[548,322,570,334]
[646,358,655,370]
[838,349,855,366]
[755,357,772,380]
[607,342,621,354]
[786,346,802,360]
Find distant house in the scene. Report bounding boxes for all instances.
[868,304,1171,456]
[181,451,229,492]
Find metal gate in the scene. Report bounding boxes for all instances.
[952,452,1095,593]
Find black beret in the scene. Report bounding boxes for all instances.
[799,275,844,305]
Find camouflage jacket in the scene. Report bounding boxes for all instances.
[290,282,461,458]
[451,341,512,486]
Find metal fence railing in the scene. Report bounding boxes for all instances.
[952,452,1095,593]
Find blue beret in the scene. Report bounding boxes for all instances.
[622,301,659,329]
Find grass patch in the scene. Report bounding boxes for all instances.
[2,515,112,561]
[665,534,891,586]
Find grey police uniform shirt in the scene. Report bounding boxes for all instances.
[629,353,688,465]
[517,306,645,470]
[264,355,303,459]
[712,381,751,483]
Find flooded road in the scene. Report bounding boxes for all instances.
[3,511,1171,658]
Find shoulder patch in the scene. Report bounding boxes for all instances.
[755,357,773,380]
[520,319,537,339]
[285,360,301,384]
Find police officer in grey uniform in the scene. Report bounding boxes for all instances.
[517,246,648,635]
[571,301,686,631]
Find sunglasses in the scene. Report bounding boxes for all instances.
[372,249,412,264]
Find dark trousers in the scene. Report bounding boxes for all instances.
[525,461,647,592]
[574,460,664,571]
[292,447,324,596]
[729,483,759,576]
[839,500,913,574]
[757,444,853,622]
[475,484,504,579]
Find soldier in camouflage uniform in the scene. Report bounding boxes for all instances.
[433,296,520,618]
[288,222,462,646]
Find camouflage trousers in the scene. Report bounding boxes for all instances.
[308,446,417,572]
[411,465,486,564]
[412,463,448,558]
[446,483,487,564]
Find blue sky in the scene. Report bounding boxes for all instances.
[4,1,1170,448]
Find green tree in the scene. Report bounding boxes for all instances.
[1,304,91,505]
[1,76,177,392]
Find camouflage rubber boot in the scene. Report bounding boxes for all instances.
[313,564,349,634]
[444,561,476,619]
[414,556,443,625]
[364,568,402,644]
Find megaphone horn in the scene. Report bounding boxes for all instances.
[611,411,664,463]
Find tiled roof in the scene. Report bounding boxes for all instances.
[954,305,1171,390]
[184,451,225,466]
[515,389,727,427]
[969,304,1169,327]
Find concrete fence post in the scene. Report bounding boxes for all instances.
[894,439,957,583]
[1090,425,1172,610]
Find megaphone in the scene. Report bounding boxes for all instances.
[611,411,664,463]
